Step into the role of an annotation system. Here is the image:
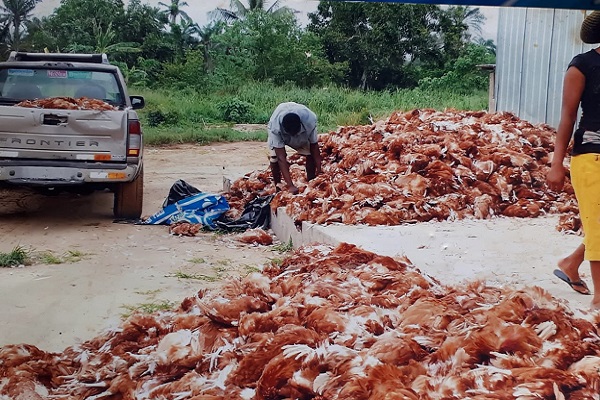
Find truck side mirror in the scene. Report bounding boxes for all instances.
[130,95,145,110]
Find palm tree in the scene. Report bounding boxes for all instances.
[92,21,140,55]
[166,15,199,62]
[211,0,295,22]
[158,0,190,25]
[178,15,200,47]
[476,37,497,56]
[0,19,8,42]
[0,25,13,57]
[118,63,148,86]
[65,20,140,57]
[451,6,486,42]
[197,21,225,72]
[0,0,41,51]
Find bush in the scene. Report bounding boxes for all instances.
[146,109,181,127]
[158,51,208,91]
[0,246,28,267]
[147,109,166,127]
[218,98,255,123]
[418,43,495,94]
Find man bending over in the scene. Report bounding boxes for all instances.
[267,102,322,194]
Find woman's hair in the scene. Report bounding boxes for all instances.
[282,113,301,134]
[581,11,600,44]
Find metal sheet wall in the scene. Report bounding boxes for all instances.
[496,8,594,128]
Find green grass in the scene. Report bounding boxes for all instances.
[34,249,90,265]
[37,252,63,265]
[63,250,88,263]
[171,259,262,281]
[120,300,176,318]
[144,126,266,146]
[0,246,90,267]
[242,264,261,274]
[135,289,161,296]
[273,238,294,253]
[169,270,220,282]
[167,258,234,282]
[0,246,29,267]
[269,257,285,267]
[121,289,176,318]
[137,82,488,146]
[210,229,234,238]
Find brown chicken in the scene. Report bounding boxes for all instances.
[15,96,118,111]
[2,243,600,399]
[225,109,579,234]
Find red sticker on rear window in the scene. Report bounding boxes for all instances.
[47,70,68,78]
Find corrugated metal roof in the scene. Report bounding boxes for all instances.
[496,8,595,128]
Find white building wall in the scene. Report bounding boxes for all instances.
[496,8,594,128]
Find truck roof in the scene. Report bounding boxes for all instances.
[8,52,110,64]
[2,52,118,72]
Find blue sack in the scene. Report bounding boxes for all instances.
[143,192,230,229]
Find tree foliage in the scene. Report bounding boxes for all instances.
[24,0,171,64]
[42,0,125,50]
[64,21,141,57]
[0,0,41,51]
[216,11,345,88]
[121,0,166,45]
[419,42,495,93]
[158,0,189,25]
[2,0,494,96]
[197,21,225,73]
[211,0,294,22]
[308,2,486,90]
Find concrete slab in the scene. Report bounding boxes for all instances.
[270,207,341,248]
[270,207,590,311]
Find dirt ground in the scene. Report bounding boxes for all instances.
[0,141,593,354]
[0,142,276,353]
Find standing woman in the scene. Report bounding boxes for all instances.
[547,11,600,309]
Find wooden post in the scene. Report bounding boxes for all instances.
[476,64,496,113]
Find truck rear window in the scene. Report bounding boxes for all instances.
[0,68,123,104]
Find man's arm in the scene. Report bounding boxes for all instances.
[304,112,322,176]
[310,142,322,175]
[274,147,298,194]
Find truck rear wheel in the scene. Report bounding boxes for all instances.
[114,167,144,219]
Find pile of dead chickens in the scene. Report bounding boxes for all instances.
[15,97,117,111]
[2,243,600,399]
[226,109,580,233]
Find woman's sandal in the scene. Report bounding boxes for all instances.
[553,269,591,295]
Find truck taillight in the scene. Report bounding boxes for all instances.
[127,120,142,157]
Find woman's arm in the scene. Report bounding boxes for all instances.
[547,66,585,192]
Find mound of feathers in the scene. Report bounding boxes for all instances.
[225,109,580,233]
[1,243,600,399]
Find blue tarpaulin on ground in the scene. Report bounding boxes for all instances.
[143,192,230,229]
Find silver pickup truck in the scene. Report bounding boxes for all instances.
[0,52,145,219]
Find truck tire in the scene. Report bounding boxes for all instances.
[114,167,144,219]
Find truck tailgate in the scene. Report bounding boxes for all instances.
[0,106,128,162]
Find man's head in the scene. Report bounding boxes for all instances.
[581,11,600,44]
[282,113,302,135]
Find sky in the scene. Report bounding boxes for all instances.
[35,0,499,41]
